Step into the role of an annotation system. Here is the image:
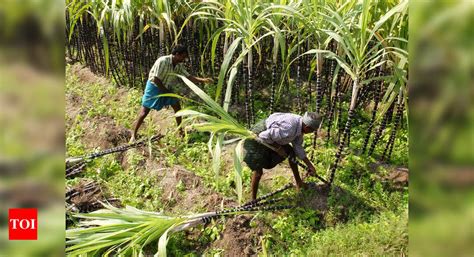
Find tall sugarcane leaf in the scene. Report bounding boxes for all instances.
[216,37,242,101]
[66,203,186,256]
[223,65,238,111]
[210,26,227,73]
[212,134,224,177]
[157,223,178,257]
[176,74,243,128]
[234,139,245,203]
[379,58,407,120]
[297,49,356,80]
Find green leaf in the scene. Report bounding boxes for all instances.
[216,37,242,101]
[212,134,224,177]
[234,139,245,204]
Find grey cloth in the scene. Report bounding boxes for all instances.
[302,112,321,130]
[243,119,294,170]
[258,113,307,160]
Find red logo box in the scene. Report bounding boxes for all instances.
[8,208,38,240]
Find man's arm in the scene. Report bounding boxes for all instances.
[151,77,171,93]
[292,136,317,176]
[187,75,213,84]
[302,157,317,176]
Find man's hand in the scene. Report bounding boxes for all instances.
[152,77,171,93]
[189,76,214,84]
[302,157,317,178]
[202,77,214,84]
[306,165,316,177]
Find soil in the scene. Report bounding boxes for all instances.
[296,182,331,212]
[81,116,131,151]
[141,161,237,214]
[66,180,121,214]
[386,167,409,186]
[371,162,409,189]
[210,215,271,256]
[70,64,109,85]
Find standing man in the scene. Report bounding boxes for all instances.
[131,44,212,141]
[243,112,322,200]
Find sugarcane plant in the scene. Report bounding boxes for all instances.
[297,0,408,187]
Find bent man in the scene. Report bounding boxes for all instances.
[243,112,322,200]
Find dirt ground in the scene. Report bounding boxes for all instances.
[66,180,121,214]
[210,215,271,256]
[371,162,409,189]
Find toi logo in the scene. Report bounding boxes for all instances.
[8,208,38,240]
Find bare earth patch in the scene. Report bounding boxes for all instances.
[371,162,409,189]
[210,215,270,256]
[150,164,236,214]
[81,116,131,150]
[66,180,121,214]
[70,64,109,85]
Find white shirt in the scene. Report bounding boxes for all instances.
[148,54,190,88]
[258,113,307,159]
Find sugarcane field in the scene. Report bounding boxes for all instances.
[65,0,408,256]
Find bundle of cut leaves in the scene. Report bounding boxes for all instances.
[66,186,292,257]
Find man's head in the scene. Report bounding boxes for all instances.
[302,112,322,134]
[171,44,188,63]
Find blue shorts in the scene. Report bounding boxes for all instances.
[141,80,179,110]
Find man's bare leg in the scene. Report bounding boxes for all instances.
[251,169,263,200]
[171,102,183,135]
[131,106,150,141]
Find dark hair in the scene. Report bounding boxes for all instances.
[171,44,188,55]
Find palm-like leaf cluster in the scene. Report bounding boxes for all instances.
[67,189,292,256]
[67,203,188,257]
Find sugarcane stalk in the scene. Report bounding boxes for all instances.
[295,42,303,113]
[242,49,250,128]
[310,53,324,159]
[326,72,340,144]
[248,49,255,125]
[362,67,383,153]
[65,135,162,165]
[382,91,404,161]
[368,101,395,156]
[240,183,293,208]
[328,79,360,187]
[270,63,277,113]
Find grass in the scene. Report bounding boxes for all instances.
[65,63,408,256]
[307,211,408,256]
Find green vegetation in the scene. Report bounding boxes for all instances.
[65,64,407,255]
[65,0,408,255]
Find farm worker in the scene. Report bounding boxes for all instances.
[243,112,322,200]
[131,44,213,141]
